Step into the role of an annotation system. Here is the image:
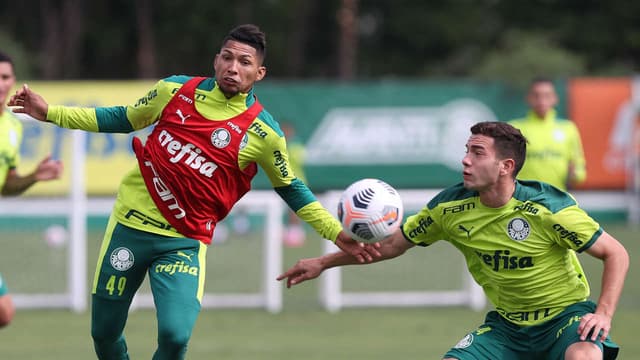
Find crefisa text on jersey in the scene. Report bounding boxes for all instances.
[475,249,534,271]
[157,129,219,177]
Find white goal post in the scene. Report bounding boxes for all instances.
[0,130,88,312]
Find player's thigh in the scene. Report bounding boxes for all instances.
[92,219,153,301]
[443,312,518,360]
[547,301,619,360]
[148,238,205,308]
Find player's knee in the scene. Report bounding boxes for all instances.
[91,323,124,344]
[564,341,602,360]
[157,326,191,356]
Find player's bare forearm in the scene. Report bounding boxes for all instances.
[276,252,360,288]
[277,230,412,288]
[1,157,63,196]
[331,230,410,268]
[581,232,629,341]
[595,242,628,317]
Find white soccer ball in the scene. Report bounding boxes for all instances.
[44,224,68,248]
[337,178,404,243]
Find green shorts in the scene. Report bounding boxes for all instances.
[444,300,619,360]
[92,218,207,304]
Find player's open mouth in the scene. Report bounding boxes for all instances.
[222,77,238,84]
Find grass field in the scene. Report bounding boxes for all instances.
[1,219,638,359]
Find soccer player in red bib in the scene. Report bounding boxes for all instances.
[9,24,380,359]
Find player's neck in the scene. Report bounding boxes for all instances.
[478,180,516,208]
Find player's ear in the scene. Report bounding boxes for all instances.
[256,66,266,82]
[500,158,516,176]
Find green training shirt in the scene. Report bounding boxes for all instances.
[509,110,587,191]
[401,180,601,326]
[0,110,22,190]
[46,76,343,242]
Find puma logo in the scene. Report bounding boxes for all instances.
[176,109,191,124]
[176,251,193,261]
[458,224,474,239]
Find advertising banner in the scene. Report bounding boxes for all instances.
[13,79,585,194]
[15,81,155,196]
[569,78,638,189]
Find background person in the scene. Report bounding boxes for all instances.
[509,76,587,191]
[0,51,63,328]
[279,121,628,360]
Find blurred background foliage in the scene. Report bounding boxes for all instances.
[0,0,638,88]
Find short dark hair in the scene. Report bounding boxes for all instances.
[222,24,267,61]
[529,76,555,90]
[470,121,528,177]
[0,51,14,68]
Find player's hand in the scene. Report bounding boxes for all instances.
[34,155,63,181]
[577,312,612,342]
[335,231,381,263]
[277,258,323,288]
[8,84,49,121]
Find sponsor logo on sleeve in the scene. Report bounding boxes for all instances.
[552,224,583,247]
[407,216,434,238]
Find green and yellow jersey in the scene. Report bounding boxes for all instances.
[0,110,22,190]
[287,138,307,185]
[402,180,601,326]
[46,76,343,241]
[509,110,586,191]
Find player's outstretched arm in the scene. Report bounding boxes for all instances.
[1,155,63,196]
[334,230,382,263]
[277,229,413,288]
[579,231,629,342]
[8,84,48,121]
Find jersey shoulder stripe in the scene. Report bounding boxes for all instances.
[427,182,476,209]
[162,75,216,91]
[256,108,283,136]
[514,180,576,213]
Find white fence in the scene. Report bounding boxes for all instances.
[0,131,634,313]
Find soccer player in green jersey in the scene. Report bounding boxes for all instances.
[278,121,629,360]
[9,25,380,359]
[509,77,587,191]
[0,51,63,328]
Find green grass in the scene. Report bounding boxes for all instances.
[1,221,638,359]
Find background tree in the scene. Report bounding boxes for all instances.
[0,0,637,81]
